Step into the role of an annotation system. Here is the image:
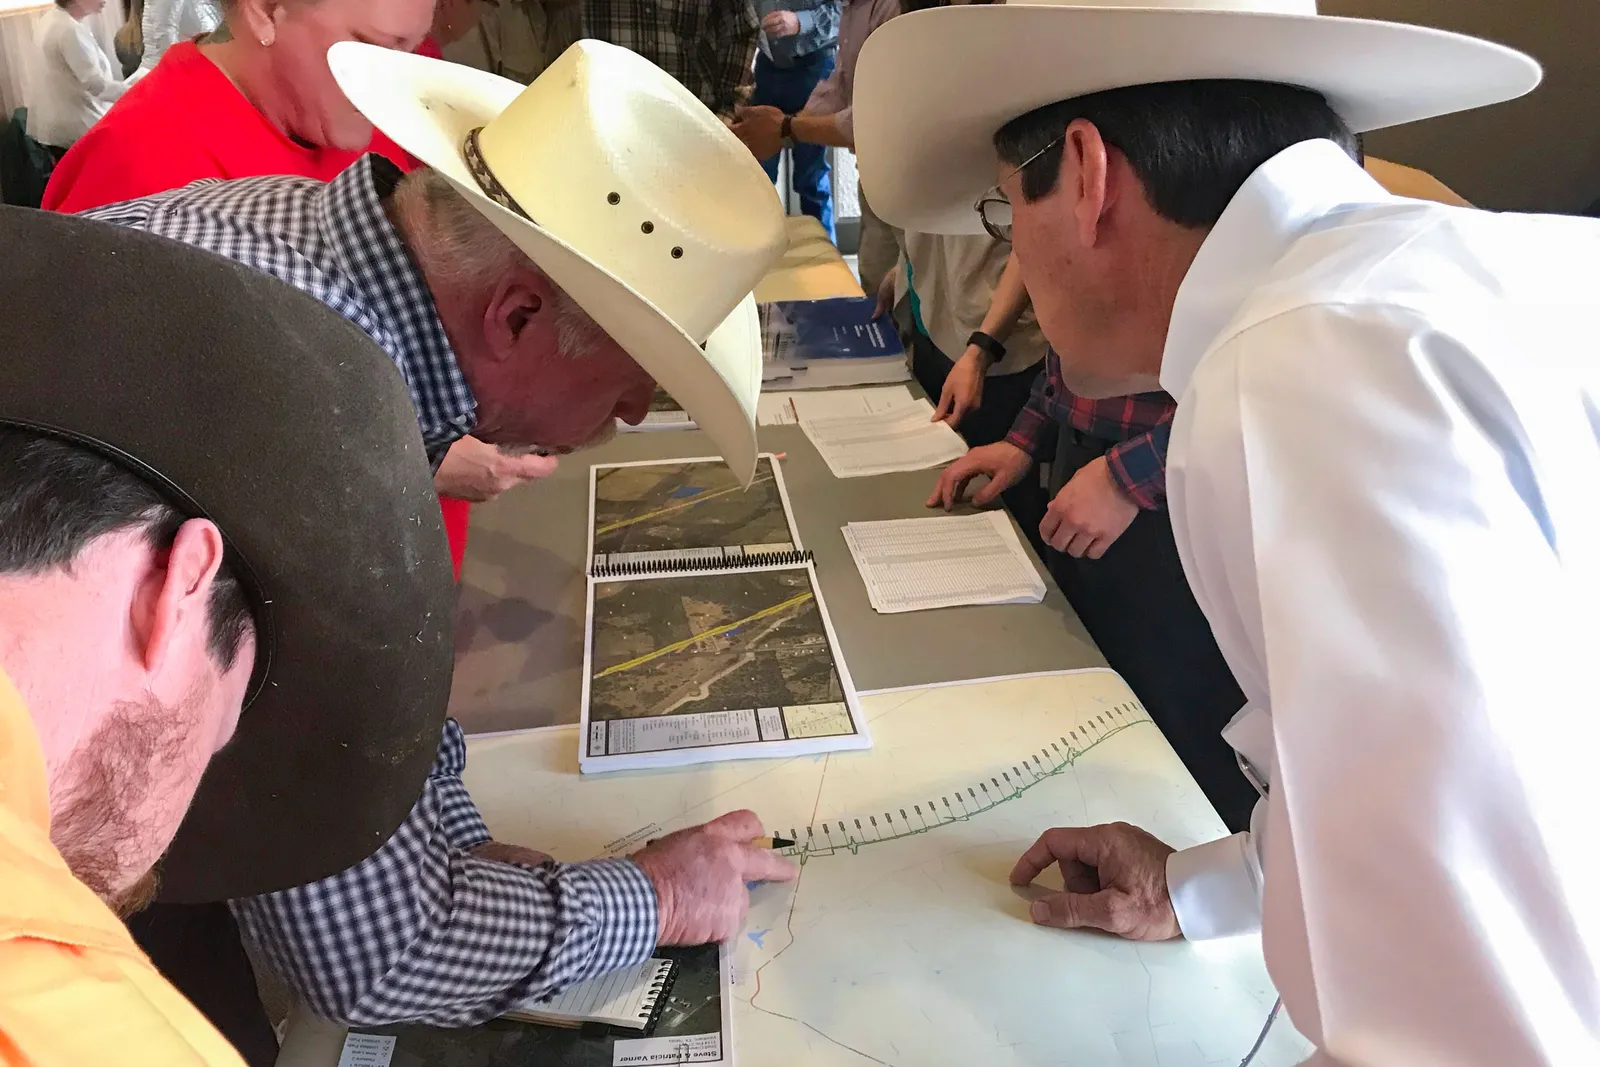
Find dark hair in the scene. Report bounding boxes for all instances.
[994,79,1360,227]
[0,429,253,671]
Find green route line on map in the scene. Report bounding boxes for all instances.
[779,701,1152,864]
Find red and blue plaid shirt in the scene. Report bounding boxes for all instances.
[1004,348,1176,510]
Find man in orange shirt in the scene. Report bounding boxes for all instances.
[0,206,458,1064]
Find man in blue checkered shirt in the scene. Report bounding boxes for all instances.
[83,155,796,1029]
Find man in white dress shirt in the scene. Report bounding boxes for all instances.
[855,1,1600,1063]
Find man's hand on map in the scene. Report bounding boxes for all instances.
[1010,822,1181,941]
[635,810,798,946]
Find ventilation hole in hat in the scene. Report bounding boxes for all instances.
[641,222,654,234]
[671,247,684,259]
[607,192,621,205]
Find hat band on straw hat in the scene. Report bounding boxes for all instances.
[463,127,536,224]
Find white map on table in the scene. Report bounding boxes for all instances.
[465,670,1311,1067]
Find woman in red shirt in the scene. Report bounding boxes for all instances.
[45,0,528,581]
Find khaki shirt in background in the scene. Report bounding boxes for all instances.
[1365,156,1473,207]
[893,231,1048,378]
[442,0,582,83]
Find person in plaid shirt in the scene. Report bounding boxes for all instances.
[930,347,1258,831]
[930,345,1173,558]
[583,0,760,118]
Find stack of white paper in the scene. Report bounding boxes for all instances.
[799,397,967,479]
[843,511,1047,614]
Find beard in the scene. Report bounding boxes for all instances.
[50,693,199,917]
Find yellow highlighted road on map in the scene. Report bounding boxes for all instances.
[594,591,813,679]
[594,474,776,537]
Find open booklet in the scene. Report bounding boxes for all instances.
[338,943,733,1067]
[581,455,870,773]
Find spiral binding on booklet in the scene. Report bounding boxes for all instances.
[501,956,680,1033]
[591,547,815,578]
[629,957,680,1035]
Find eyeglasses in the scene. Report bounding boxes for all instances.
[974,133,1065,243]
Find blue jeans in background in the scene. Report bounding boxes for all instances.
[752,47,836,242]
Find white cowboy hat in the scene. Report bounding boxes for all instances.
[854,0,1541,235]
[327,40,787,485]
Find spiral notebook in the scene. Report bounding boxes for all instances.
[503,957,677,1030]
[341,942,734,1067]
[581,455,870,773]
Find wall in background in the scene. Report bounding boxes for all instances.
[1326,0,1600,212]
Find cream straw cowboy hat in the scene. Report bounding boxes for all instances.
[328,40,787,484]
[853,0,1541,234]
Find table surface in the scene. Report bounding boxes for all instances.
[278,673,1305,1067]
[449,426,1101,735]
[446,213,1101,735]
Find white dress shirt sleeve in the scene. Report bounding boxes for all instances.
[1171,300,1599,1065]
[1167,797,1264,941]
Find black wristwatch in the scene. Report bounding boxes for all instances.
[967,330,1006,364]
[780,113,795,142]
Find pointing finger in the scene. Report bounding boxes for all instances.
[740,846,799,884]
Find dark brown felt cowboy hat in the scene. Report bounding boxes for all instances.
[0,207,455,903]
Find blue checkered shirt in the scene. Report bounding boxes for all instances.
[84,160,661,1026]
[231,720,660,1026]
[79,154,476,467]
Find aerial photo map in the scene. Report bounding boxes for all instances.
[586,567,854,759]
[590,456,795,562]
[351,943,728,1067]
